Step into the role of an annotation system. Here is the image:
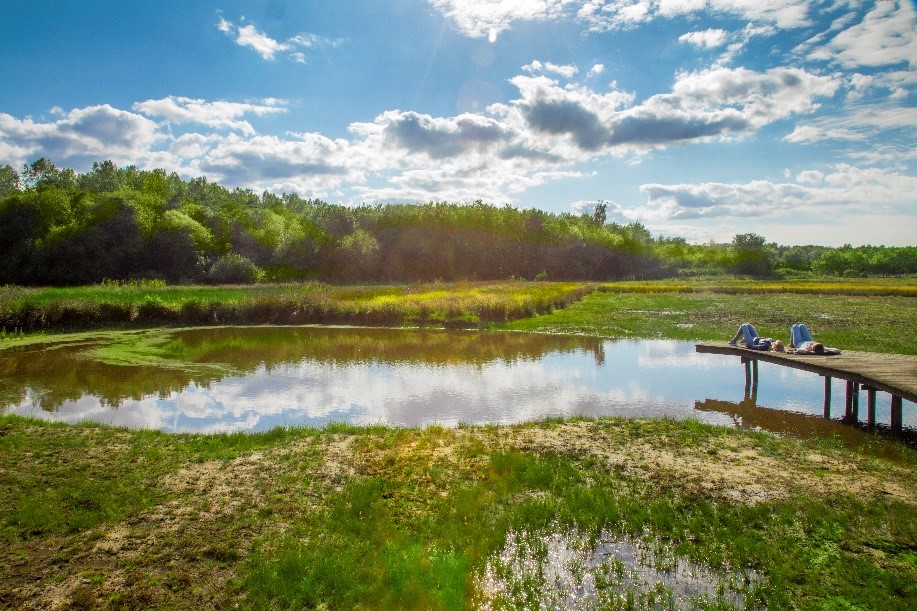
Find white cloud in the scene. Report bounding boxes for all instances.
[234,23,292,60]
[431,0,815,39]
[585,0,812,30]
[635,164,917,222]
[2,58,841,202]
[796,169,824,184]
[133,96,287,135]
[217,16,338,63]
[678,29,728,49]
[194,131,361,192]
[496,66,837,157]
[523,60,580,77]
[428,0,576,41]
[0,105,159,168]
[784,104,917,145]
[804,0,917,68]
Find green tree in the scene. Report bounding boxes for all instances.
[730,233,775,277]
[0,164,20,196]
[78,160,125,192]
[337,229,381,281]
[592,202,607,226]
[21,158,76,189]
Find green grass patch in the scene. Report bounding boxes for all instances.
[499,287,917,354]
[1,416,915,608]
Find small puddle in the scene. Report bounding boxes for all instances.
[477,524,762,610]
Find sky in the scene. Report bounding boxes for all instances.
[0,1,915,246]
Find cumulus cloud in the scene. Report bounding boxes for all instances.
[0,105,159,168]
[372,110,512,159]
[133,97,287,135]
[498,66,837,156]
[193,131,361,193]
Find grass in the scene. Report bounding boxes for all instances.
[497,285,917,354]
[1,417,915,609]
[0,281,592,333]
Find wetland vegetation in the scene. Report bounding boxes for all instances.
[1,278,916,609]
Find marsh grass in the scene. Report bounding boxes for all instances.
[3,416,914,608]
[0,281,591,333]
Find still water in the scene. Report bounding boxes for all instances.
[1,326,914,440]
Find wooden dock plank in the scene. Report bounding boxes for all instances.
[695,343,917,404]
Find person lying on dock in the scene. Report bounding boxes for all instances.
[728,323,785,352]
[790,323,840,355]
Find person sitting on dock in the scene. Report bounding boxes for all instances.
[790,323,825,354]
[728,323,785,352]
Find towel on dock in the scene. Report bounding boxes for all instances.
[788,347,841,356]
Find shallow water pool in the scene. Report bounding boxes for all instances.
[1,326,914,440]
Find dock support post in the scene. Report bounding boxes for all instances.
[851,382,859,422]
[891,396,903,433]
[823,376,832,418]
[844,381,861,423]
[865,387,876,432]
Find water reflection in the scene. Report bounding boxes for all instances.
[478,524,761,609]
[1,327,914,438]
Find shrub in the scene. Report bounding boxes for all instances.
[208,254,262,284]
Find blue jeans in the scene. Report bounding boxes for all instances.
[791,324,813,347]
[730,323,759,345]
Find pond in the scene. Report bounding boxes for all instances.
[1,326,914,441]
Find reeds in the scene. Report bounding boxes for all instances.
[0,281,594,333]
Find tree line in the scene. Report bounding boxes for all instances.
[0,159,913,286]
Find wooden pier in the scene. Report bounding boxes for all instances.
[695,343,916,432]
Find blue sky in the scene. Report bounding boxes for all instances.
[1,1,914,246]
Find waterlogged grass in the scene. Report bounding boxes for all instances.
[1,416,915,609]
[499,286,917,354]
